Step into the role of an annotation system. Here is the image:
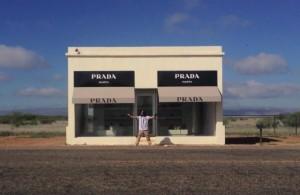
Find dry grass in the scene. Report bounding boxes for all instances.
[0,118,298,137]
[226,118,299,136]
[0,120,66,138]
[0,120,66,133]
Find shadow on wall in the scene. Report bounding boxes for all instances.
[226,137,279,145]
[159,137,174,145]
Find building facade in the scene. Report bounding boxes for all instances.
[66,46,225,145]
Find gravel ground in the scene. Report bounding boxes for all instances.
[0,145,300,195]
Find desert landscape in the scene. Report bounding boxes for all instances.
[0,114,300,194]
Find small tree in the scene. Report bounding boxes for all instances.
[256,119,270,144]
[223,119,229,128]
[10,112,24,127]
[281,112,300,135]
[272,116,279,135]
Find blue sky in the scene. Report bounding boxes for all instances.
[0,0,300,112]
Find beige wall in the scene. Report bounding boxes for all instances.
[66,46,225,145]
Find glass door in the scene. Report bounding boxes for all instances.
[134,90,157,136]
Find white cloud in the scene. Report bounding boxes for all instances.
[163,0,204,33]
[225,80,300,99]
[183,0,202,10]
[18,87,65,97]
[52,74,64,81]
[234,53,288,74]
[219,14,251,27]
[0,72,10,81]
[164,12,190,32]
[0,44,49,69]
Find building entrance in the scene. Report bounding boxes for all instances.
[134,90,158,136]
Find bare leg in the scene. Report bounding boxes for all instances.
[145,131,151,146]
[135,132,142,146]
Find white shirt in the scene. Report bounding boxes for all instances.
[138,116,152,131]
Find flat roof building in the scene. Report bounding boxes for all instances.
[66,46,225,145]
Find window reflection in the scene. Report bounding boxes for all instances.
[158,102,216,136]
[75,104,133,136]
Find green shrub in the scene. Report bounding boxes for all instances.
[223,119,230,127]
[0,116,11,124]
[39,118,55,124]
[256,118,272,129]
[0,131,15,136]
[0,131,64,137]
[10,112,24,127]
[0,112,66,126]
[230,118,237,122]
[27,120,38,125]
[28,132,65,138]
[282,112,300,127]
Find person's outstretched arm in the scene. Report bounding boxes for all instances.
[127,113,138,119]
[147,113,157,120]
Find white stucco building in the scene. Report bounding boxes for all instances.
[66,46,225,145]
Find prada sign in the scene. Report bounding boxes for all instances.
[74,71,134,87]
[90,98,117,104]
[158,71,217,86]
[177,97,203,102]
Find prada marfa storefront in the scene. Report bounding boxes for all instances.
[66,46,225,145]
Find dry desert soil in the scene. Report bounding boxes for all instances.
[0,136,300,195]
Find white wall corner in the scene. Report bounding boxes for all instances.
[216,122,225,145]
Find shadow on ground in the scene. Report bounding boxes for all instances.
[226,137,279,144]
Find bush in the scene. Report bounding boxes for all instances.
[0,131,64,137]
[229,117,237,122]
[0,113,66,126]
[0,131,14,136]
[22,113,37,121]
[223,119,230,127]
[0,116,11,124]
[256,117,279,129]
[26,120,38,125]
[256,118,272,129]
[10,112,24,127]
[39,118,55,124]
[28,132,65,138]
[282,112,300,127]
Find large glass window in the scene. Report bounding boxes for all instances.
[75,104,133,136]
[158,102,216,136]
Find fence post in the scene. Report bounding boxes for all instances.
[296,115,298,136]
[273,115,276,136]
[259,128,263,145]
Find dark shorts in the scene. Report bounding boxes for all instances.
[138,130,150,137]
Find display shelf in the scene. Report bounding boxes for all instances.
[101,107,132,111]
[103,117,131,120]
[158,116,183,118]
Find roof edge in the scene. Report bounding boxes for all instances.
[66,46,224,57]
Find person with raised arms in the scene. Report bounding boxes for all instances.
[128,110,156,146]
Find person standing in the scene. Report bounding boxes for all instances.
[128,110,155,146]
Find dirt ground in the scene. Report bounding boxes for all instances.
[0,136,300,194]
[1,135,300,148]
